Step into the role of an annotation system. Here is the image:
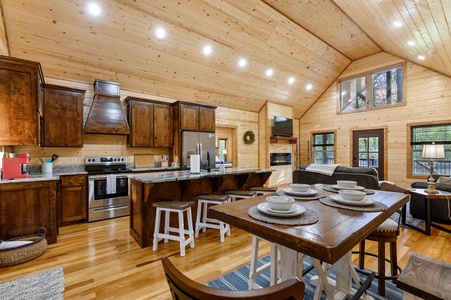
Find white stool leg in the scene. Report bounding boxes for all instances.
[152,207,162,251]
[178,210,186,256]
[270,243,279,286]
[248,235,260,290]
[164,210,170,243]
[195,200,203,238]
[186,207,195,249]
[201,201,208,233]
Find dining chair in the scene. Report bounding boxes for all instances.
[357,181,408,296]
[161,255,305,300]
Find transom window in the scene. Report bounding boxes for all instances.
[339,65,404,112]
[312,132,335,164]
[410,124,451,176]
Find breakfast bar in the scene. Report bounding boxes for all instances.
[128,168,274,248]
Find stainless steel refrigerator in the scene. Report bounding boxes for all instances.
[182,131,216,170]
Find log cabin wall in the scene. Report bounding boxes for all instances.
[13,77,260,169]
[300,52,451,188]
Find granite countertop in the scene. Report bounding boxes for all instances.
[0,166,87,184]
[128,167,274,184]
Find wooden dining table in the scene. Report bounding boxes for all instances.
[209,184,410,299]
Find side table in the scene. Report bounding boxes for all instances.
[407,189,451,236]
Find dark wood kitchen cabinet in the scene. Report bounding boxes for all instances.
[0,180,58,244]
[0,55,44,146]
[126,97,173,148]
[178,102,216,132]
[42,84,85,147]
[59,174,87,225]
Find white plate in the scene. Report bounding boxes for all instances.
[257,202,305,217]
[284,188,318,196]
[330,195,375,206]
[331,184,365,191]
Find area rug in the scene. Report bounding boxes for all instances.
[0,267,65,300]
[389,204,425,229]
[207,256,403,300]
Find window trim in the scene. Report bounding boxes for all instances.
[407,121,451,179]
[338,62,407,114]
[311,130,337,164]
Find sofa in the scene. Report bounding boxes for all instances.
[292,165,380,190]
[410,177,451,223]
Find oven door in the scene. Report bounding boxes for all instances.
[88,174,130,209]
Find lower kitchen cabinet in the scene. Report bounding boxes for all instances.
[59,175,87,225]
[0,180,58,244]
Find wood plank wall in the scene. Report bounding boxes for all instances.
[0,5,8,55]
[300,52,451,188]
[14,77,261,169]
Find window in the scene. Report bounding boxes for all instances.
[312,132,335,164]
[410,124,451,176]
[218,139,227,162]
[339,65,404,112]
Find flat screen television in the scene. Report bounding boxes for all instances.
[273,116,293,137]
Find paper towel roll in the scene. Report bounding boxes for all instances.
[190,155,200,173]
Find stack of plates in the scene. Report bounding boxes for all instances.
[329,195,375,206]
[331,185,365,191]
[257,202,305,217]
[283,188,318,197]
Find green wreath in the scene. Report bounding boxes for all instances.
[243,130,255,144]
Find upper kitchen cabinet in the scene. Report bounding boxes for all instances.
[177,102,216,132]
[42,84,85,147]
[125,97,173,148]
[0,55,44,146]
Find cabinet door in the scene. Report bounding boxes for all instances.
[180,104,199,131]
[0,67,38,145]
[154,104,173,147]
[60,185,87,224]
[199,107,216,132]
[129,101,153,147]
[43,86,84,147]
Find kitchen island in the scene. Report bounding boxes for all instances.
[128,167,274,248]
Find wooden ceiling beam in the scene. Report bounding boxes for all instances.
[0,3,9,56]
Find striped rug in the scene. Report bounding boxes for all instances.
[207,256,403,300]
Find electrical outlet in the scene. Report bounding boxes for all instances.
[71,157,77,164]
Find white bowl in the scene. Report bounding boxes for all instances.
[339,190,366,201]
[337,180,357,188]
[266,196,295,211]
[290,183,310,192]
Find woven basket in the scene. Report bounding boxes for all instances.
[0,228,48,267]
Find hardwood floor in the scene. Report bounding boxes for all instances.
[1,211,450,299]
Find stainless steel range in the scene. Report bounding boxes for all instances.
[85,156,131,222]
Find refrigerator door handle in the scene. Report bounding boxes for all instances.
[199,143,202,168]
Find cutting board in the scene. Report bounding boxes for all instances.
[134,154,154,168]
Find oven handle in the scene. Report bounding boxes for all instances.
[93,205,129,212]
[88,174,130,180]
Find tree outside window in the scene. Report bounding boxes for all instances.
[312,132,335,164]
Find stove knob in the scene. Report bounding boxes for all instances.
[121,158,124,161]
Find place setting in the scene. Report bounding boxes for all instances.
[323,180,376,195]
[248,195,319,225]
[276,183,326,200]
[320,189,388,212]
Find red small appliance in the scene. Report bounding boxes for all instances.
[2,153,31,179]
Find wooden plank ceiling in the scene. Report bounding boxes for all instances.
[0,0,449,119]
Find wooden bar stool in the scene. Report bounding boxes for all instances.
[250,186,278,195]
[226,190,257,201]
[195,194,231,242]
[152,201,195,257]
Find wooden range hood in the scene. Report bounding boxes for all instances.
[84,80,130,135]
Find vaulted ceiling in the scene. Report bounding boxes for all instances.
[1,0,449,119]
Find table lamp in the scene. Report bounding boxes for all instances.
[421,143,445,194]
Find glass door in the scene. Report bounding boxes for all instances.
[352,129,385,179]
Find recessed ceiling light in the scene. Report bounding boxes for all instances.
[407,40,415,46]
[265,68,274,77]
[288,77,295,85]
[418,55,426,60]
[87,3,101,15]
[393,21,403,27]
[306,84,313,90]
[238,58,247,68]
[202,45,212,56]
[155,27,166,40]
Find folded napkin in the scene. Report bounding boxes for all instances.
[306,164,340,176]
[106,174,117,194]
